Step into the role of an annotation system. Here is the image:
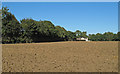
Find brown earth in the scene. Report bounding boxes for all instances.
[2,41,118,72]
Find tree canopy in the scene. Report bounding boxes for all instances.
[2,7,120,44]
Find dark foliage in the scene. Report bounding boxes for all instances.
[2,7,120,44]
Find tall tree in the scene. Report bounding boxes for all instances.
[2,7,22,43]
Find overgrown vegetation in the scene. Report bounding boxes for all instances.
[2,7,120,44]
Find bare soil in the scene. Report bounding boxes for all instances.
[2,41,118,72]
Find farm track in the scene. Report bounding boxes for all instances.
[2,41,118,72]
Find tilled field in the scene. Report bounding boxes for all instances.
[2,41,118,72]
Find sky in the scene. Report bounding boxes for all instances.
[1,0,120,2]
[2,2,118,34]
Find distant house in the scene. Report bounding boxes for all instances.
[76,37,88,41]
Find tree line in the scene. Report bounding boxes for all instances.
[2,7,120,44]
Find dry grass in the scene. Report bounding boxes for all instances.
[2,41,118,72]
